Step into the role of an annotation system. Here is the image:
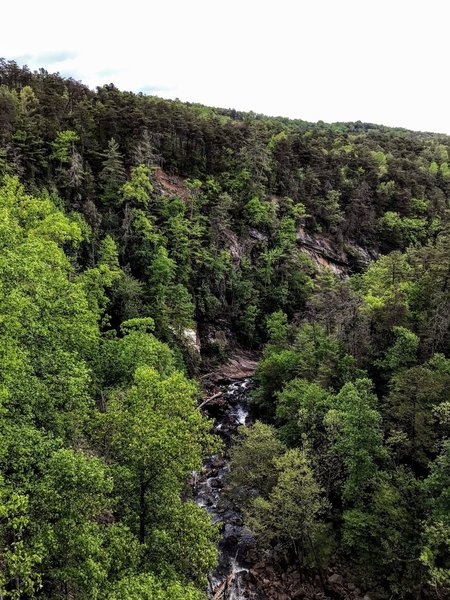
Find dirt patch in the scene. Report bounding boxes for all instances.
[153,167,191,200]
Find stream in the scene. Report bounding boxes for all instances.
[193,378,358,600]
[194,379,257,600]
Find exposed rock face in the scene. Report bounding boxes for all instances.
[183,326,201,353]
[202,324,233,351]
[209,351,259,383]
[296,227,379,277]
[301,246,347,277]
[153,168,378,281]
[249,228,270,243]
[222,229,249,262]
[297,227,348,271]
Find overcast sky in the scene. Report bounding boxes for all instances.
[3,0,449,134]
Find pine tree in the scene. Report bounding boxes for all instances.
[100,138,126,204]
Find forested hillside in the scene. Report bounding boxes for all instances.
[0,59,449,599]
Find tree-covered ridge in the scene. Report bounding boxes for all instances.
[2,60,450,252]
[1,59,449,349]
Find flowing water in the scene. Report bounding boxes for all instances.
[194,379,254,600]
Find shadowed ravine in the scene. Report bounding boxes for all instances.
[194,379,259,600]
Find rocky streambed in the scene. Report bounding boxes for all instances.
[194,379,260,600]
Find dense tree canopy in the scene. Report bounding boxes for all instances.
[0,59,449,599]
[0,175,218,598]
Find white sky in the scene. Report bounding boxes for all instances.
[2,0,450,134]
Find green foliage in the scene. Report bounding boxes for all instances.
[276,379,332,448]
[99,235,120,271]
[1,59,450,598]
[245,448,331,568]
[429,161,439,175]
[149,498,219,588]
[228,421,286,505]
[421,442,450,592]
[378,211,427,247]
[120,316,155,334]
[342,469,422,594]
[102,366,217,491]
[379,326,419,371]
[147,245,195,337]
[108,574,206,600]
[51,130,79,164]
[265,310,289,345]
[317,189,344,229]
[385,357,450,467]
[244,196,275,229]
[121,164,153,207]
[440,162,450,179]
[325,379,386,503]
[292,323,356,388]
[0,176,96,438]
[100,138,126,204]
[370,150,388,177]
[0,176,218,597]
[238,303,260,344]
[420,521,450,591]
[252,323,362,416]
[98,364,219,580]
[252,348,300,413]
[35,448,114,597]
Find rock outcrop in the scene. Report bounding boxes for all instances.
[297,227,379,277]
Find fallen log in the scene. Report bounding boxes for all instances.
[197,391,223,410]
[211,572,233,599]
[211,580,226,600]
